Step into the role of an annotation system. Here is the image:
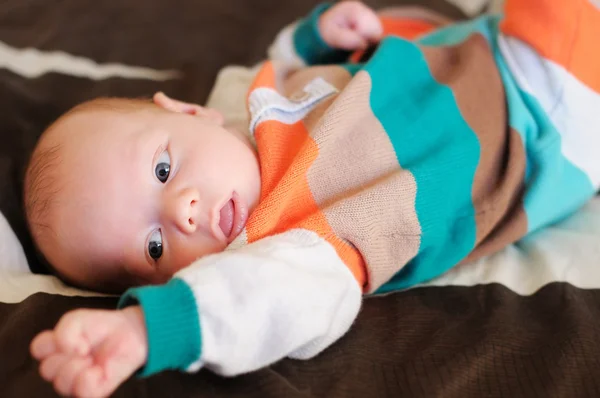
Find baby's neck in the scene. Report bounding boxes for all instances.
[224,123,256,152]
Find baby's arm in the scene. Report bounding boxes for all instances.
[268,1,382,67]
[32,230,362,396]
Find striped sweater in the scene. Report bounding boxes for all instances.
[119,0,600,377]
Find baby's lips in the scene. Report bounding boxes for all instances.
[218,199,235,238]
[230,191,248,240]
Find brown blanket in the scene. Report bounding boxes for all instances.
[1,0,600,397]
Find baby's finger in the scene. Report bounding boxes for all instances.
[332,29,368,50]
[30,331,57,360]
[339,1,382,43]
[53,356,94,397]
[54,311,91,356]
[353,13,383,42]
[74,366,118,398]
[39,354,69,382]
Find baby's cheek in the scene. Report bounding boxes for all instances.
[166,251,202,275]
[148,271,172,285]
[166,238,226,274]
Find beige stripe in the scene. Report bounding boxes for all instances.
[226,229,248,251]
[422,34,528,253]
[306,71,421,292]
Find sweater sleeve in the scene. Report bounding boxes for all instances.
[267,3,352,68]
[118,229,362,377]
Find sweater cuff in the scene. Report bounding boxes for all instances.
[293,3,351,65]
[118,278,202,377]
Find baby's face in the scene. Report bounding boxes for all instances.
[39,95,261,289]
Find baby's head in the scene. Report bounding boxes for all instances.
[24,93,261,292]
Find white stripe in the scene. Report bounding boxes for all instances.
[178,229,360,375]
[267,22,306,69]
[420,196,600,295]
[225,228,248,251]
[248,78,337,133]
[0,40,180,81]
[498,34,600,189]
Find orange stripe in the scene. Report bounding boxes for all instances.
[246,61,276,105]
[501,0,600,93]
[246,119,367,286]
[380,17,437,39]
[350,17,437,63]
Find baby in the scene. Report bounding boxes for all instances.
[26,0,600,396]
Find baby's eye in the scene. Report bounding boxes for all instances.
[155,150,171,183]
[148,229,163,260]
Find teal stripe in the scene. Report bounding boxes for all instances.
[341,16,497,79]
[373,15,594,294]
[492,59,594,230]
[420,16,538,180]
[480,17,595,233]
[293,3,351,65]
[118,278,201,377]
[519,102,595,233]
[368,37,480,293]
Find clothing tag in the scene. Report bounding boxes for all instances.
[248,77,338,133]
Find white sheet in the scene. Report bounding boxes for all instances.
[0,212,110,302]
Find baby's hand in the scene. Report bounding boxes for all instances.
[319,1,383,51]
[30,306,147,398]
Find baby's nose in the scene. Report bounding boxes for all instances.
[169,188,200,234]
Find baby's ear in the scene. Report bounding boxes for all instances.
[153,92,224,125]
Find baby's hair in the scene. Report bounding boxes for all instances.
[23,96,159,291]
[23,140,67,280]
[24,141,62,251]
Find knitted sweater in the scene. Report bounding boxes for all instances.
[119,0,600,377]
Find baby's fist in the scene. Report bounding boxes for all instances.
[319,1,383,51]
[30,306,147,398]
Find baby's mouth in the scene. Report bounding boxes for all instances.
[218,192,247,242]
[219,199,234,238]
